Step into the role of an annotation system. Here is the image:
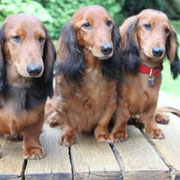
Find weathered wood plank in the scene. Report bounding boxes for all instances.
[0,135,24,179]
[71,133,121,179]
[25,124,72,179]
[114,126,169,180]
[152,113,180,177]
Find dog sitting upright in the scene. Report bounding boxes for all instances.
[0,14,55,159]
[46,5,121,146]
[111,9,180,141]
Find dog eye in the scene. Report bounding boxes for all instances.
[165,28,170,35]
[144,24,151,30]
[106,20,112,27]
[11,36,21,42]
[39,36,45,43]
[82,22,91,29]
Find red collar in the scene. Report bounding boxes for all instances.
[137,64,163,76]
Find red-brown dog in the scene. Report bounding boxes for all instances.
[46,5,121,146]
[0,14,55,159]
[112,9,180,141]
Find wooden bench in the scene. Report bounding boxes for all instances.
[0,91,180,180]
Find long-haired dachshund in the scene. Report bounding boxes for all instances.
[111,9,180,141]
[0,14,55,159]
[46,5,121,146]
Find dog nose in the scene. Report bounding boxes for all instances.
[100,44,112,55]
[152,46,164,57]
[27,64,42,76]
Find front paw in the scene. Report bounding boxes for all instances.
[95,132,113,143]
[59,134,76,146]
[146,128,165,139]
[24,147,45,160]
[112,131,128,142]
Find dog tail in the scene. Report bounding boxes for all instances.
[157,107,180,117]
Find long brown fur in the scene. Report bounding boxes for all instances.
[45,5,121,146]
[0,14,55,159]
[112,9,180,141]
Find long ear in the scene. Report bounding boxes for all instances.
[0,25,5,95]
[55,23,85,81]
[166,27,180,79]
[43,31,56,98]
[120,16,141,72]
[102,23,122,81]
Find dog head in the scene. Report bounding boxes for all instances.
[55,5,121,81]
[0,14,56,97]
[120,9,180,78]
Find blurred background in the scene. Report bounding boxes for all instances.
[0,0,180,98]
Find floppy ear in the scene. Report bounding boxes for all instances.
[102,23,122,81]
[0,26,5,95]
[42,31,56,98]
[120,16,141,72]
[166,27,180,79]
[55,23,85,82]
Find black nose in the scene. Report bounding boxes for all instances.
[152,46,164,57]
[100,44,112,55]
[27,64,42,76]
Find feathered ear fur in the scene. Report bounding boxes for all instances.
[102,23,122,81]
[166,26,180,79]
[42,31,56,98]
[120,16,141,72]
[0,25,5,95]
[55,23,85,81]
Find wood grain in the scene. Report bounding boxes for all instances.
[25,124,72,179]
[114,126,169,180]
[0,135,24,179]
[71,133,121,179]
[152,113,180,176]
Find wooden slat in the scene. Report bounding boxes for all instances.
[152,113,180,176]
[0,136,24,179]
[114,126,169,180]
[25,124,72,179]
[71,133,121,179]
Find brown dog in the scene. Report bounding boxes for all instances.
[0,14,55,159]
[111,9,180,141]
[46,5,121,146]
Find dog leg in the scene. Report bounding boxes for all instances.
[22,119,45,160]
[111,105,130,142]
[144,105,164,139]
[94,100,117,143]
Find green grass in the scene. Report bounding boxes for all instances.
[160,30,180,98]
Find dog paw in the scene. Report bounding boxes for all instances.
[95,133,113,143]
[24,147,45,160]
[112,131,128,142]
[59,134,76,146]
[146,128,165,139]
[155,114,170,124]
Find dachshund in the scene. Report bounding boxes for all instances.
[111,9,180,141]
[0,14,55,159]
[46,5,121,146]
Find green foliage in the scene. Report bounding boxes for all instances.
[0,0,125,40]
[122,0,180,20]
[37,0,125,40]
